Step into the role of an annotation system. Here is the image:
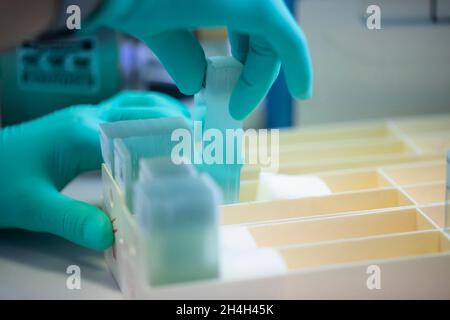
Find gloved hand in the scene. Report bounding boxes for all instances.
[0,91,189,250]
[84,0,313,120]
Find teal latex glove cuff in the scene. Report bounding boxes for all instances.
[85,0,313,120]
[0,91,189,250]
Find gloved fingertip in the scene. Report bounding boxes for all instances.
[229,94,253,121]
[83,212,114,251]
[147,30,206,96]
[176,60,206,96]
[178,84,202,97]
[285,61,313,101]
[229,106,246,121]
[297,85,313,100]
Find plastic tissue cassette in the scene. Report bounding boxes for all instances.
[100,119,286,298]
[99,113,220,289]
[134,157,221,286]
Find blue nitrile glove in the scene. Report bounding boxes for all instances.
[0,91,189,250]
[84,0,313,120]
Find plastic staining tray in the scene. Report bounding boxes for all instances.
[102,114,450,299]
